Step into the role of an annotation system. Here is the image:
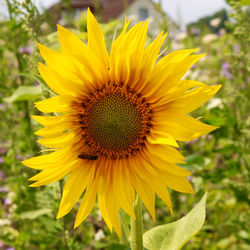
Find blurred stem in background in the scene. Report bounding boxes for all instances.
[59,180,71,250]
[227,0,250,173]
[119,210,130,245]
[4,0,42,153]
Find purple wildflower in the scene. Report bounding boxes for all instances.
[16,155,23,160]
[34,80,40,86]
[0,187,9,193]
[221,62,233,79]
[18,46,33,55]
[0,104,5,110]
[233,44,240,53]
[4,198,11,206]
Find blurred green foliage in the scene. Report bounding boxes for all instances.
[187,9,228,35]
[0,0,249,249]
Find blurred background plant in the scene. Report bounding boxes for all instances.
[0,0,249,249]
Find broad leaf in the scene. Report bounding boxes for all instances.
[143,193,207,250]
[3,85,42,103]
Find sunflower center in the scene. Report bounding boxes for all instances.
[87,93,142,151]
[80,83,152,159]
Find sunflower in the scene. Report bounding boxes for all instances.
[22,9,221,236]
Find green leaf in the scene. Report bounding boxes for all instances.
[240,0,250,5]
[19,208,52,220]
[143,193,207,250]
[3,85,42,103]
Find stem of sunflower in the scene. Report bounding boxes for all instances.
[130,195,143,250]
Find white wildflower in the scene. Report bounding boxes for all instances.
[210,18,221,27]
[94,229,105,241]
[207,98,223,110]
[202,34,218,44]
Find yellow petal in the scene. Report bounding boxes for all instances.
[134,157,173,215]
[105,190,121,237]
[57,24,108,85]
[98,194,113,231]
[136,32,168,92]
[32,115,63,126]
[37,63,86,96]
[37,129,81,148]
[149,54,206,102]
[141,160,158,177]
[148,131,179,148]
[152,80,207,110]
[142,151,191,176]
[38,43,87,84]
[165,84,222,114]
[87,9,110,73]
[29,160,78,187]
[154,113,218,142]
[35,96,72,113]
[74,180,97,228]
[112,160,135,219]
[32,114,79,126]
[102,161,121,237]
[57,162,96,219]
[35,127,64,137]
[128,158,156,220]
[147,143,186,164]
[96,160,114,231]
[57,24,88,57]
[157,48,200,68]
[34,116,79,137]
[125,21,149,88]
[156,169,194,194]
[143,32,167,73]
[142,49,200,97]
[110,21,148,85]
[21,149,68,169]
[150,181,173,215]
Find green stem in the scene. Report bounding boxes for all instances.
[130,196,143,250]
[119,210,130,245]
[59,180,70,250]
